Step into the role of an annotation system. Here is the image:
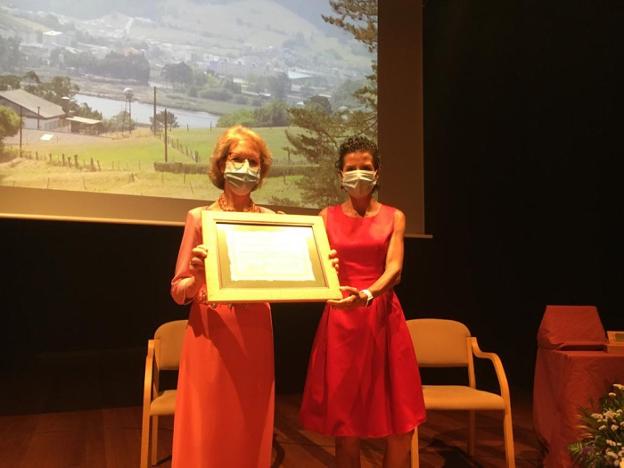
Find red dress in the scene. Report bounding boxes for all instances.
[170,207,274,468]
[300,204,426,437]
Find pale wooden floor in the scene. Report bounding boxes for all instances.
[0,391,542,468]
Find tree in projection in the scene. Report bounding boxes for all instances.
[0,106,21,154]
[281,0,378,207]
[162,62,194,87]
[150,110,179,132]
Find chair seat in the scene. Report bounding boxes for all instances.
[423,385,505,410]
[150,390,177,416]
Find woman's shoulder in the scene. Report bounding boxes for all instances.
[187,205,211,216]
[376,204,405,226]
[319,204,337,215]
[325,203,344,213]
[378,203,404,216]
[184,205,212,224]
[320,204,343,220]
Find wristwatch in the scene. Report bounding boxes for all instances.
[360,289,374,307]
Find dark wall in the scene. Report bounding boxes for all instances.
[409,0,623,387]
[1,1,622,412]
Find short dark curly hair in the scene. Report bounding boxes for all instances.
[335,136,380,171]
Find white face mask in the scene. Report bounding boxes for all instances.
[341,169,377,198]
[224,160,260,195]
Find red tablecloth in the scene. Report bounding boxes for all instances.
[533,349,624,467]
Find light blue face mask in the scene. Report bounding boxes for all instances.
[341,169,377,197]
[224,160,260,194]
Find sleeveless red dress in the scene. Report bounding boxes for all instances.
[300,204,426,437]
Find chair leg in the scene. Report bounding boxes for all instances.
[503,408,516,468]
[410,426,419,468]
[468,410,476,457]
[140,410,151,468]
[150,415,159,466]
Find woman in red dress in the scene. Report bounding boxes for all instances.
[170,125,275,468]
[300,136,426,468]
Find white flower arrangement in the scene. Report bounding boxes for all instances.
[569,384,624,467]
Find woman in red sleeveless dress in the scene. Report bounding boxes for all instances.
[300,136,426,467]
[170,126,275,468]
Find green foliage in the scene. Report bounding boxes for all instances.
[150,110,179,131]
[217,101,290,128]
[23,76,79,107]
[223,79,242,94]
[569,383,624,467]
[286,106,374,206]
[0,106,21,152]
[162,62,194,86]
[267,72,291,101]
[22,71,41,85]
[61,50,150,83]
[254,101,290,127]
[331,78,365,110]
[63,50,98,71]
[323,0,378,54]
[103,111,136,133]
[74,102,103,120]
[200,88,233,102]
[323,0,377,115]
[99,51,150,83]
[306,95,332,114]
[217,109,256,128]
[285,0,377,205]
[0,75,21,91]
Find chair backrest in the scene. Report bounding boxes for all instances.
[154,320,187,370]
[537,305,606,350]
[407,318,471,367]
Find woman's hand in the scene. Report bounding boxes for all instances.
[327,285,368,309]
[189,244,208,278]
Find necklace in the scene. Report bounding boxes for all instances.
[217,193,260,212]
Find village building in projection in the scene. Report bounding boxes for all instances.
[0,89,101,133]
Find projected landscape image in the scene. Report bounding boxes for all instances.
[0,0,377,208]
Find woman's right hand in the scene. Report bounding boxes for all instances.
[189,244,208,278]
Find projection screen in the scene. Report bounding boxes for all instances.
[0,0,426,236]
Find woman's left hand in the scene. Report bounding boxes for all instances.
[328,285,367,308]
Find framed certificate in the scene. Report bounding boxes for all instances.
[201,210,342,303]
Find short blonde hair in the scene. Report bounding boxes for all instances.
[208,125,273,189]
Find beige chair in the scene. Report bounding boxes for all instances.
[140,320,187,468]
[406,319,515,468]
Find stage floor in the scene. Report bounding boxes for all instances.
[0,391,542,467]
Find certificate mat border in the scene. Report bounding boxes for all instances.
[202,211,342,303]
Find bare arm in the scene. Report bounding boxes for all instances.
[329,209,405,308]
[170,210,208,305]
[367,208,405,295]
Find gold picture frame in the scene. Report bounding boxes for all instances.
[201,211,342,303]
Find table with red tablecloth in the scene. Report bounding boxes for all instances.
[533,348,624,467]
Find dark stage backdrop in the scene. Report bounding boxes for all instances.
[1,1,622,413]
